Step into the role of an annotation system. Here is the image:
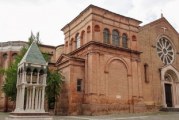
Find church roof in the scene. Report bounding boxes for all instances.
[61,4,142,31]
[20,41,47,65]
[140,17,178,35]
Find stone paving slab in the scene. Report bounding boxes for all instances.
[53,112,179,120]
[1,112,179,120]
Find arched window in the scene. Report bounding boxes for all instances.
[87,26,91,33]
[12,53,17,58]
[70,38,74,51]
[12,53,17,62]
[70,38,74,45]
[3,53,8,68]
[26,68,31,83]
[32,69,38,84]
[65,41,68,47]
[3,53,7,60]
[103,28,110,44]
[39,69,44,84]
[94,25,100,32]
[122,33,128,48]
[76,33,80,49]
[81,30,85,45]
[132,35,137,41]
[144,63,149,83]
[112,30,119,46]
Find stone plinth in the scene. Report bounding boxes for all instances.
[6,115,53,120]
[6,113,53,120]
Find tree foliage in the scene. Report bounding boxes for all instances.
[2,47,27,101]
[46,70,63,110]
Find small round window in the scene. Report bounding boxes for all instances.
[156,37,174,65]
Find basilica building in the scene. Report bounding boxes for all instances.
[56,5,179,115]
[1,5,179,115]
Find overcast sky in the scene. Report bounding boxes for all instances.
[0,0,178,46]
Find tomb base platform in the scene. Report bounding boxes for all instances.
[6,112,53,120]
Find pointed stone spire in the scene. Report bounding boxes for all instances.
[19,41,47,65]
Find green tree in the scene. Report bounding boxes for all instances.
[2,47,27,102]
[46,70,63,114]
[0,68,5,75]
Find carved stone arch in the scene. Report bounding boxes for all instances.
[161,65,179,107]
[104,57,129,75]
[161,65,179,82]
[39,69,44,74]
[26,67,32,74]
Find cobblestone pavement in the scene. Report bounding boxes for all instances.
[1,112,179,120]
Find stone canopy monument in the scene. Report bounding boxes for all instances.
[7,41,52,120]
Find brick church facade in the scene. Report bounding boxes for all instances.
[1,5,179,115]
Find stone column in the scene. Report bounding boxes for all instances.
[20,85,25,110]
[22,71,24,83]
[41,86,45,112]
[17,74,19,85]
[127,75,133,112]
[35,88,39,110]
[18,88,21,109]
[15,88,20,110]
[19,73,22,84]
[24,71,27,83]
[26,88,29,110]
[38,88,42,110]
[43,74,47,85]
[29,87,32,109]
[37,72,40,84]
[30,72,33,84]
[32,86,35,110]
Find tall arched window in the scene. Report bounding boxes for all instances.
[103,28,110,44]
[81,30,85,45]
[144,63,149,83]
[112,30,119,46]
[26,68,31,83]
[76,33,80,49]
[87,26,91,33]
[122,33,128,48]
[32,69,38,84]
[39,69,44,84]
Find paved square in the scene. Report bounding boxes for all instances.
[1,112,179,120]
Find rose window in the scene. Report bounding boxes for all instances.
[156,37,174,65]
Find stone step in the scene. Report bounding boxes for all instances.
[160,108,179,112]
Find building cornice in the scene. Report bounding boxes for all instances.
[68,41,142,56]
